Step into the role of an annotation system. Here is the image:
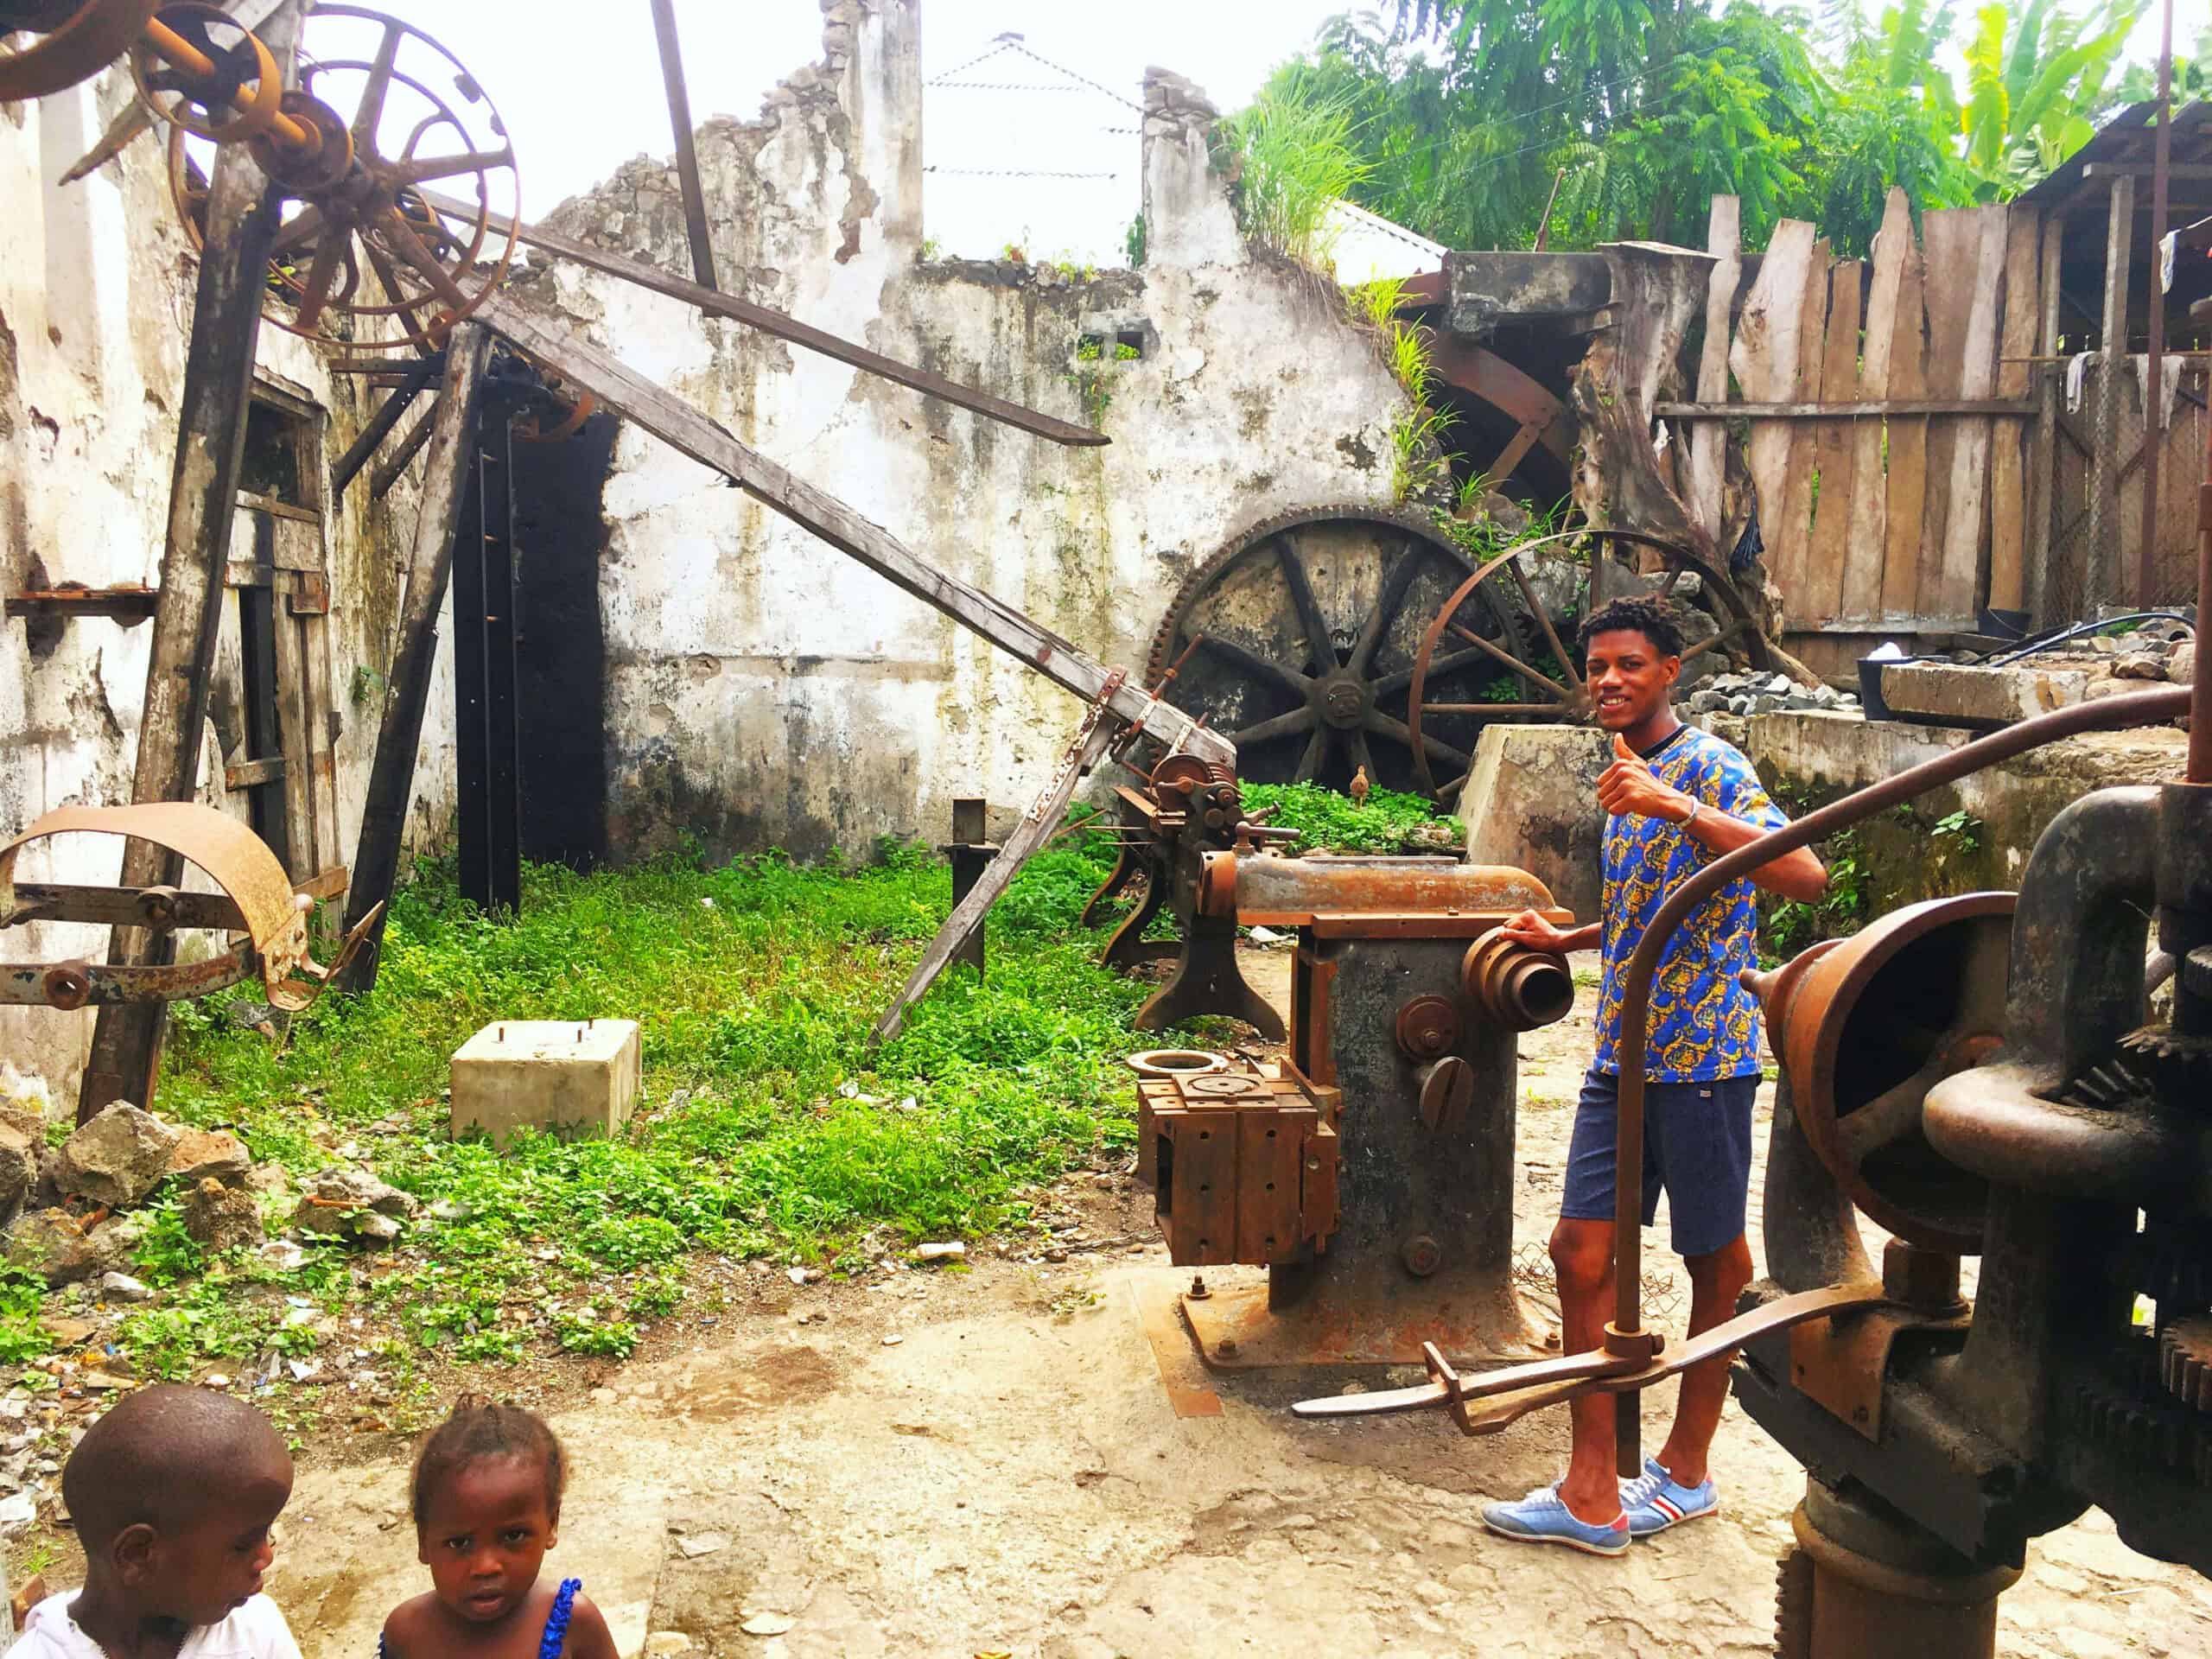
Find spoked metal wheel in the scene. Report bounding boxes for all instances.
[1144,506,1539,796]
[1407,527,1777,799]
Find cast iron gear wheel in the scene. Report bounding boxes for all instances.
[2069,1346,2212,1486]
[1141,505,1541,798]
[2162,1318,2212,1413]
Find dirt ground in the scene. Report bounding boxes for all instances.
[261,946,2212,1659]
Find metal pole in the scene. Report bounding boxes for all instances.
[2139,0,2174,610]
[79,1,303,1121]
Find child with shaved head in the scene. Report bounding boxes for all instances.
[10,1386,302,1659]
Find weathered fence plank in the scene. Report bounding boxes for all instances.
[1932,205,2010,623]
[1688,195,1740,542]
[1729,219,1820,607]
[1807,257,1863,624]
[1772,242,1833,618]
[1988,208,2044,615]
[1880,221,1930,620]
[1840,190,1910,624]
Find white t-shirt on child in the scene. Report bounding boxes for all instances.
[8,1594,304,1659]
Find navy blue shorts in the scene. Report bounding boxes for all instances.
[1559,1067,1757,1259]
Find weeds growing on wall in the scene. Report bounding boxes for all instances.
[1344,276,1459,505]
[70,822,1198,1397]
[1216,69,1370,269]
[1242,781,1465,854]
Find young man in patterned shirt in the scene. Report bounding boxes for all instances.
[1481,595,1828,1555]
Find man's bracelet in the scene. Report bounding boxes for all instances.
[1676,800,1701,831]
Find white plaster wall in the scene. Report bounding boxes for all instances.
[0,71,457,1097]
[531,0,1413,861]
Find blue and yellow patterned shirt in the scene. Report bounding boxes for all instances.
[1591,724,1789,1082]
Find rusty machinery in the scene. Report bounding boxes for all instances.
[0,803,378,1013]
[1083,753,1293,1039]
[1135,850,1580,1368]
[1288,671,2209,1654]
[1,3,524,356]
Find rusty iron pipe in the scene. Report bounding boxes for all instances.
[1606,684,2190,1469]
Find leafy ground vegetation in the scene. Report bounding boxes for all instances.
[1,789,1461,1439]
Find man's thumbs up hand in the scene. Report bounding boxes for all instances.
[1596,729,1694,824]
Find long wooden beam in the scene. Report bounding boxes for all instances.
[421,189,1104,449]
[338,327,493,992]
[1656,398,2037,419]
[871,719,1119,1044]
[647,0,718,293]
[79,1,304,1119]
[476,291,1232,767]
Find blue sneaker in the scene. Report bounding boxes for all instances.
[1481,1483,1630,1556]
[1620,1457,1719,1536]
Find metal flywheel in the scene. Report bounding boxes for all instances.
[1144,505,1540,798]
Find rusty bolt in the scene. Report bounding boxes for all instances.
[1401,1234,1443,1277]
[1188,1274,1210,1300]
[1882,1237,1964,1312]
[1217,1338,1239,1358]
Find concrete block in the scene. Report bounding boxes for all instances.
[1456,724,1609,923]
[451,1020,642,1149]
[1878,662,2087,728]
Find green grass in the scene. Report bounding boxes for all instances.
[105,826,1192,1383]
[1242,781,1464,855]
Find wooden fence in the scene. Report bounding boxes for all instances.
[1667,189,2047,669]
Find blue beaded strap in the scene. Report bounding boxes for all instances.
[540,1579,582,1659]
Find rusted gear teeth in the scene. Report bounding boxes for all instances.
[1773,1546,1815,1659]
[2160,1318,2212,1413]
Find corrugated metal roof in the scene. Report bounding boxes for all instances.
[2019,98,2212,219]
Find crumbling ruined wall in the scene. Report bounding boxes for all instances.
[0,73,457,1096]
[520,0,1414,861]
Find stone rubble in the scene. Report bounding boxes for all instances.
[1684,670,1861,720]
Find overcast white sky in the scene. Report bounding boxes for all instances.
[360,0,2174,257]
[368,0,1351,222]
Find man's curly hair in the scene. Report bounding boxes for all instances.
[1575,595,1684,660]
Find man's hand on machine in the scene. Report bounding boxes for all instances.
[1499,909,1573,952]
[1595,733,1697,824]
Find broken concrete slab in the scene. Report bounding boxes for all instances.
[1456,724,1610,922]
[450,1020,643,1149]
[1878,661,2088,728]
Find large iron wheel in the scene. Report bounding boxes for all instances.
[1407,527,1777,799]
[1144,506,1539,796]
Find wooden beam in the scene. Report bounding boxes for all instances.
[1655,398,2038,419]
[331,353,444,495]
[5,588,159,623]
[2081,162,2212,179]
[80,0,304,1121]
[870,716,1119,1045]
[475,291,1235,768]
[419,189,1106,449]
[2026,215,2064,625]
[2088,172,2136,610]
[648,0,719,294]
[338,326,493,993]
